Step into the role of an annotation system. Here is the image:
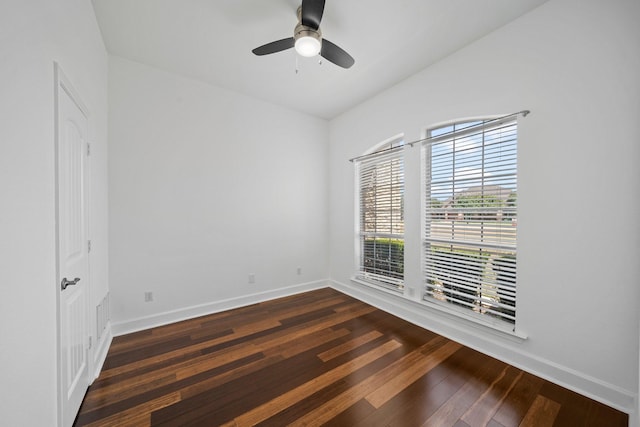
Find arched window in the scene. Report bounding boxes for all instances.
[423,116,518,325]
[354,136,405,291]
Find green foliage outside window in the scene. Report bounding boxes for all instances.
[362,238,404,280]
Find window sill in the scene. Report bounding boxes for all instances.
[419,297,528,341]
[350,276,527,342]
[351,277,404,296]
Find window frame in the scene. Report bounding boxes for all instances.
[421,116,519,330]
[353,135,405,292]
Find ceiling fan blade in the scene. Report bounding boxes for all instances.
[252,38,295,56]
[300,0,325,31]
[320,39,354,69]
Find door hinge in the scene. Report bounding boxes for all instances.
[88,336,92,350]
[88,240,92,253]
[87,142,91,156]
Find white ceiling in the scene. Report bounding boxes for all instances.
[91,0,548,120]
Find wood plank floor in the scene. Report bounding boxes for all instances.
[74,288,627,427]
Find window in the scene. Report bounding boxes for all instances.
[423,116,518,325]
[354,137,405,290]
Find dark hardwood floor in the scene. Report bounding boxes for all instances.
[74,288,627,426]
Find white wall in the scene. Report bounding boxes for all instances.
[329,0,640,416]
[108,56,329,332]
[0,0,108,426]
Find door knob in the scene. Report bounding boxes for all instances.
[61,277,81,291]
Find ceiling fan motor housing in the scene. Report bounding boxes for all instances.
[294,23,322,43]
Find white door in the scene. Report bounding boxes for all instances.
[56,65,90,427]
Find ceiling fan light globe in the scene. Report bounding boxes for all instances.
[295,36,321,57]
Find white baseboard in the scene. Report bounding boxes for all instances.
[329,279,636,419]
[92,324,113,381]
[111,280,329,337]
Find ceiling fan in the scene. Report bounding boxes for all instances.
[252,0,355,69]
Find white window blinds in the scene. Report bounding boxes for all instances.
[355,143,405,290]
[423,116,518,324]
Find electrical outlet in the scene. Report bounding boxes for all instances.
[144,291,153,302]
[248,273,255,284]
[296,267,302,275]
